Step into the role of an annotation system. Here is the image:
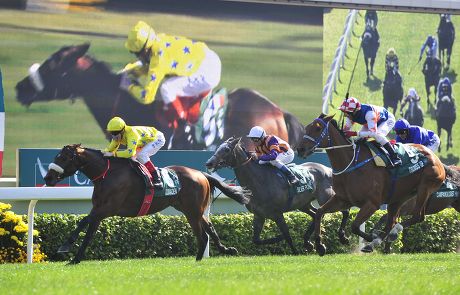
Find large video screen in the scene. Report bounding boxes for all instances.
[324,9,459,164]
[0,0,323,176]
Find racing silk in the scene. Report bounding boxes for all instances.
[105,125,160,158]
[420,37,438,58]
[396,126,437,147]
[128,33,207,104]
[385,55,399,71]
[344,104,388,132]
[437,80,452,99]
[255,135,290,162]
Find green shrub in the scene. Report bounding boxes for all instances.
[34,209,459,261]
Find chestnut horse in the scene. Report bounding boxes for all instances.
[297,114,445,255]
[15,43,305,150]
[44,144,251,264]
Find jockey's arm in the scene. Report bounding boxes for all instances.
[113,134,141,158]
[343,117,354,131]
[258,146,280,162]
[105,140,120,153]
[412,128,423,144]
[359,110,378,137]
[128,59,166,105]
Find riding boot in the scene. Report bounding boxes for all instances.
[383,143,402,167]
[280,165,299,185]
[144,161,164,190]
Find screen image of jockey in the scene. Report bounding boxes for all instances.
[247,126,299,185]
[104,116,166,189]
[394,118,440,152]
[121,20,222,129]
[419,35,438,61]
[338,97,402,167]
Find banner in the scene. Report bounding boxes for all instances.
[0,68,4,176]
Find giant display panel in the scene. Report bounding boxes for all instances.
[323,9,459,164]
[0,0,323,176]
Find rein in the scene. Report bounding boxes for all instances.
[90,159,110,182]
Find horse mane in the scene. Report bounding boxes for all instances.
[81,54,114,76]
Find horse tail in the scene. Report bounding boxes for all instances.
[283,111,304,149]
[442,164,460,187]
[202,172,251,205]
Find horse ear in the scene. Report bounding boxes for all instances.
[324,113,335,121]
[61,43,90,68]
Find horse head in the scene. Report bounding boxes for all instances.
[44,144,85,186]
[297,113,347,158]
[16,43,116,106]
[205,137,243,171]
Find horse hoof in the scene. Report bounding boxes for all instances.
[67,259,80,265]
[316,244,326,256]
[304,241,314,252]
[361,245,374,253]
[58,244,70,253]
[226,247,238,256]
[339,235,350,245]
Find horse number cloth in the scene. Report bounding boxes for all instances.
[286,164,315,194]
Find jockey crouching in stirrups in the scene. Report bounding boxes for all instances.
[247,126,299,185]
[104,116,166,190]
[338,97,402,167]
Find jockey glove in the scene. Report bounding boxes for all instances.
[119,72,132,91]
[103,151,114,157]
[344,130,358,138]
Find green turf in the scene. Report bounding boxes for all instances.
[0,9,322,176]
[324,9,460,165]
[0,254,459,294]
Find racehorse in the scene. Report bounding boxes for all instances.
[15,43,305,150]
[43,144,251,264]
[402,97,424,127]
[205,137,350,253]
[422,56,442,110]
[382,63,403,115]
[296,114,445,255]
[437,14,455,70]
[436,96,456,151]
[372,164,460,252]
[361,25,380,80]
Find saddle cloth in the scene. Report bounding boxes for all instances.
[130,160,181,197]
[431,179,459,199]
[286,164,315,194]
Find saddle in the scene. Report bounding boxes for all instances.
[265,164,314,194]
[129,160,181,197]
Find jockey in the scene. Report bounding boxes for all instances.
[437,77,452,101]
[338,97,402,167]
[365,10,378,28]
[103,116,166,190]
[419,35,438,61]
[385,48,399,73]
[400,88,421,117]
[247,126,299,185]
[121,21,222,128]
[394,119,440,152]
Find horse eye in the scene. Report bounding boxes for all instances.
[224,147,231,153]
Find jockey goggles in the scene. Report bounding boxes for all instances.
[109,129,124,136]
[395,129,408,135]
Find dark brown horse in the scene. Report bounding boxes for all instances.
[297,114,445,255]
[43,144,251,264]
[15,43,305,150]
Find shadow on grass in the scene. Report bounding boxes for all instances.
[442,69,457,84]
[363,75,382,91]
[440,153,459,165]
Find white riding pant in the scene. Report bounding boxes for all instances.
[160,48,222,104]
[259,148,295,169]
[135,132,166,163]
[426,134,441,152]
[358,112,395,145]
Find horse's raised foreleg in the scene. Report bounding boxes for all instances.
[300,204,316,252]
[252,214,284,246]
[314,195,349,256]
[69,215,102,264]
[202,218,238,256]
[58,215,89,254]
[351,201,379,244]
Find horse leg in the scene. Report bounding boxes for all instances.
[273,215,298,254]
[370,58,375,76]
[186,215,208,261]
[202,218,238,256]
[252,214,284,245]
[338,210,350,245]
[438,126,442,152]
[69,214,102,264]
[351,201,379,251]
[300,204,316,252]
[370,213,387,237]
[314,195,349,256]
[58,215,90,253]
[364,56,369,79]
[447,46,452,67]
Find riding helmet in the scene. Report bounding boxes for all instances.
[125,21,156,53]
[107,117,126,132]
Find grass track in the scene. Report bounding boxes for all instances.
[0,8,322,176]
[1,254,459,294]
[324,9,460,165]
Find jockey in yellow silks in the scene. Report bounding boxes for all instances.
[121,21,222,128]
[103,116,165,189]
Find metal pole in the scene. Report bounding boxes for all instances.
[203,203,211,258]
[27,200,38,264]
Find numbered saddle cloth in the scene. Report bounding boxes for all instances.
[130,160,181,197]
[286,164,315,194]
[431,179,459,199]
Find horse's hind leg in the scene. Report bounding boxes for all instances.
[338,210,350,245]
[70,214,103,264]
[58,215,90,253]
[186,215,208,261]
[202,218,238,256]
[273,215,298,254]
[252,214,284,245]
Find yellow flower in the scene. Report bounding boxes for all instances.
[0,228,10,236]
[13,224,28,233]
[0,202,12,212]
[10,235,24,246]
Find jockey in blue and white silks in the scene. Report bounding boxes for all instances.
[339,97,402,167]
[394,119,440,152]
[437,77,453,101]
[419,35,438,61]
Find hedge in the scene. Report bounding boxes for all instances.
[34,209,460,261]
